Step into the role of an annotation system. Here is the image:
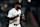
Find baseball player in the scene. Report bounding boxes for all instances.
[7,2,21,27]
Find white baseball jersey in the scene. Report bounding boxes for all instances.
[7,8,21,24]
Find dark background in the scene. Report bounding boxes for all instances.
[0,0,40,27]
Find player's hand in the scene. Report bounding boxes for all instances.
[16,15,19,17]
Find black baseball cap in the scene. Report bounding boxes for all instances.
[15,2,21,5]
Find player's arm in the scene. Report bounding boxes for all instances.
[20,14,23,24]
[9,15,19,23]
[7,10,19,23]
[7,15,19,20]
[20,10,25,24]
[7,10,19,19]
[19,10,23,24]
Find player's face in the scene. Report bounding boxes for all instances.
[18,4,21,8]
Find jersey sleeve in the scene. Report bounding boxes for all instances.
[7,10,14,18]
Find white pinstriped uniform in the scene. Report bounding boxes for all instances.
[7,8,21,27]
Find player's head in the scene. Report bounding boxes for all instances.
[15,2,21,9]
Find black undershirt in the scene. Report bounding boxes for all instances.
[7,16,17,20]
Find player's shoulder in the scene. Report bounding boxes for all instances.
[10,8,15,11]
[19,9,21,11]
[9,8,15,12]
